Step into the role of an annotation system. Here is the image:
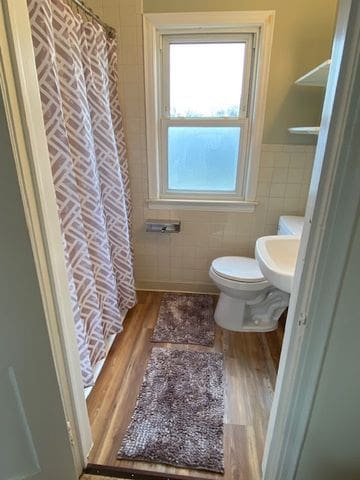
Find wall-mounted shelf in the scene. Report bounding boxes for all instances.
[289,59,331,135]
[295,59,331,87]
[288,127,320,135]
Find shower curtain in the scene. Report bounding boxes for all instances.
[28,0,137,386]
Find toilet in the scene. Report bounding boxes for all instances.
[209,215,304,332]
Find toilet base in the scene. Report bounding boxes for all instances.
[214,287,289,332]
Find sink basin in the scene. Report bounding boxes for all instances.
[255,235,300,293]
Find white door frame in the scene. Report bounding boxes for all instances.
[0,0,92,474]
[1,0,358,478]
[263,0,360,478]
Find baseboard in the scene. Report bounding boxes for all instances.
[135,280,218,295]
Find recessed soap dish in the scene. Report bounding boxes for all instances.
[145,219,181,233]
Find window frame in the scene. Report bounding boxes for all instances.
[143,11,275,212]
[161,33,253,200]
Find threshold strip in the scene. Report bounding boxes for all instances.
[84,463,218,480]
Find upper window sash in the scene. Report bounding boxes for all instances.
[160,33,255,121]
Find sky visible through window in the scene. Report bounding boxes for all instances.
[168,42,244,191]
[169,42,245,117]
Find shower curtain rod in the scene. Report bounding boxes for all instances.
[69,0,116,37]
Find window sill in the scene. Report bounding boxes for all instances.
[147,198,258,212]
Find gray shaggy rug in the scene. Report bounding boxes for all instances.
[117,348,224,473]
[151,293,215,346]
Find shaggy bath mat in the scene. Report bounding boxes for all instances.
[118,348,224,473]
[151,293,215,346]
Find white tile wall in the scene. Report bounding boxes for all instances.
[85,0,315,293]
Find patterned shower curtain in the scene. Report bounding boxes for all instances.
[28,0,137,387]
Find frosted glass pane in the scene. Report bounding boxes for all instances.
[170,43,245,118]
[168,127,241,191]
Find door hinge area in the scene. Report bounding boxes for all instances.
[298,312,307,326]
[66,421,75,446]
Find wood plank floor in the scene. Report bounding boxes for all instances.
[86,291,285,480]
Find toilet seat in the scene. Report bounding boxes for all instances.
[211,256,265,283]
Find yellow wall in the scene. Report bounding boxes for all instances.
[143,0,338,145]
[86,0,328,291]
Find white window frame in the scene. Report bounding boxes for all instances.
[161,33,253,200]
[143,11,275,212]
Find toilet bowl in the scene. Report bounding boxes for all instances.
[209,215,304,332]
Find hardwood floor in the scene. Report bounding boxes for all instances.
[86,291,285,480]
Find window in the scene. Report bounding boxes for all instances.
[144,12,275,211]
[164,36,251,195]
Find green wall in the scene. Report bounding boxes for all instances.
[296,215,360,479]
[143,0,338,145]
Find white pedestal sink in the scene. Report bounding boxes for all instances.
[255,235,300,293]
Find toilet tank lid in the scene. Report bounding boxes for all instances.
[212,256,265,282]
[279,215,304,236]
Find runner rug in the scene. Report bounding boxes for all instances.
[117,347,224,473]
[151,293,215,346]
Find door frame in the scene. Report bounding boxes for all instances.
[0,0,92,474]
[1,0,358,478]
[263,0,360,477]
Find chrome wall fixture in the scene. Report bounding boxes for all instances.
[145,219,181,233]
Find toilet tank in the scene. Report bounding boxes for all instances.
[278,215,304,236]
